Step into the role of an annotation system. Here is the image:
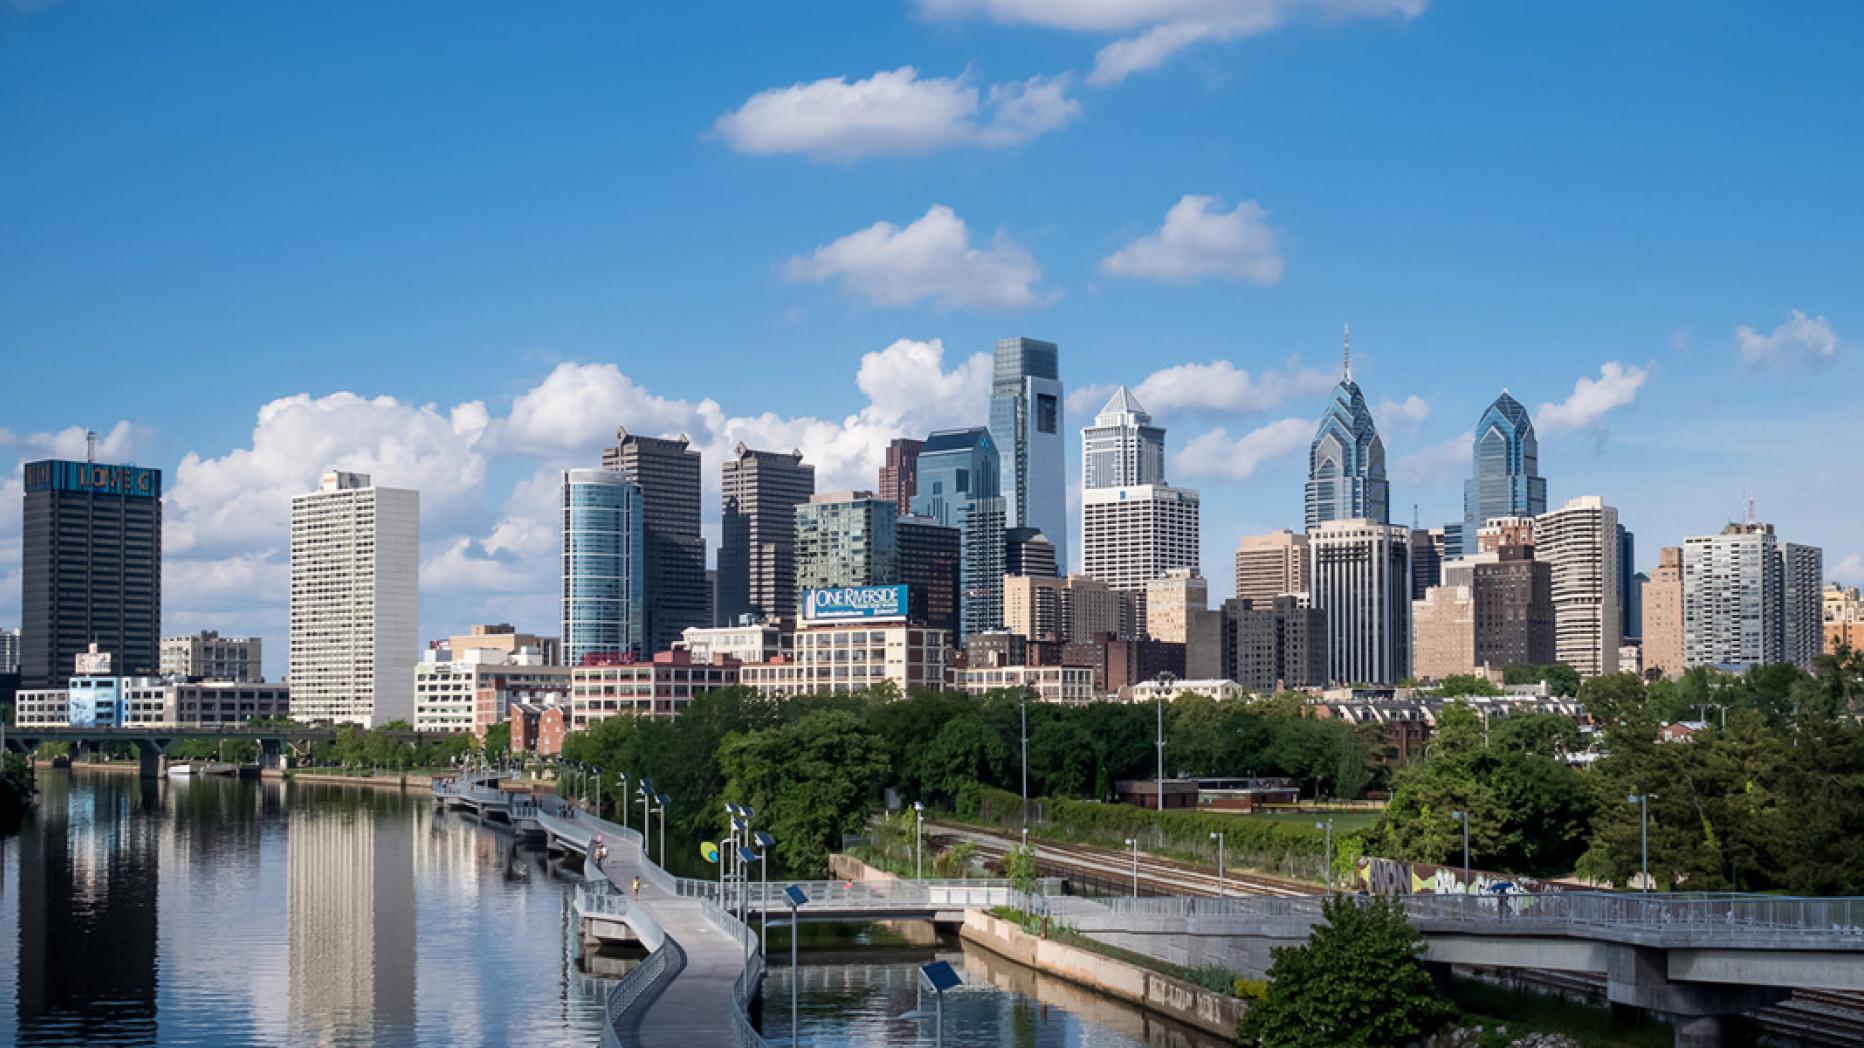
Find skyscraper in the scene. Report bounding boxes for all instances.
[289,471,419,727]
[878,437,924,516]
[1619,525,1640,642]
[795,491,899,597]
[912,428,1006,639]
[1305,330,1389,530]
[561,468,646,667]
[1681,522,1822,672]
[1534,496,1621,678]
[1410,526,1446,600]
[1081,484,1200,634]
[1459,391,1546,556]
[896,515,961,637]
[1220,596,1329,693]
[1004,527,1058,578]
[1783,542,1824,670]
[989,337,1067,572]
[718,444,815,625]
[1641,547,1685,678]
[1081,386,1165,490]
[1235,530,1310,606]
[20,459,162,688]
[602,429,706,654]
[1309,519,1411,685]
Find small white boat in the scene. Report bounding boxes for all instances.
[167,762,196,779]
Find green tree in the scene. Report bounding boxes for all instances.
[1238,896,1451,1048]
[1433,674,1502,697]
[1003,844,1039,917]
[483,722,511,756]
[0,750,37,824]
[718,708,889,873]
[1502,662,1581,697]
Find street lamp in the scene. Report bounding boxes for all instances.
[655,793,669,867]
[1627,793,1653,892]
[1315,818,1334,895]
[618,771,630,829]
[1125,837,1139,897]
[913,801,925,880]
[1451,810,1470,885]
[1020,686,1030,835]
[753,831,776,956]
[783,884,808,1047]
[1209,831,1226,898]
[636,776,656,846]
[593,766,602,820]
[1153,671,1176,813]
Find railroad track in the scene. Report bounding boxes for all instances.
[927,822,1318,899]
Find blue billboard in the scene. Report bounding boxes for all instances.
[23,460,161,498]
[802,585,909,623]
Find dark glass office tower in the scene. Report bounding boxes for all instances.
[20,460,162,687]
[602,430,706,654]
[718,444,815,625]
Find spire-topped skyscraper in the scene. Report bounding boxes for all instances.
[1082,386,1165,490]
[1305,326,1389,530]
[1459,390,1546,556]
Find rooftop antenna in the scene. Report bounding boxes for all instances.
[86,429,97,463]
[1342,323,1352,379]
[1746,492,1757,526]
[1412,503,1419,529]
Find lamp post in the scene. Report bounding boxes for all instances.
[1315,818,1334,895]
[753,831,775,956]
[913,801,925,880]
[1451,810,1469,884]
[1020,686,1030,833]
[1154,671,1176,813]
[1125,837,1139,897]
[656,793,669,867]
[1627,793,1653,892]
[618,771,630,830]
[636,776,655,849]
[1209,831,1225,898]
[783,884,808,1047]
[593,767,602,821]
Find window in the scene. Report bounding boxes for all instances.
[1037,393,1059,434]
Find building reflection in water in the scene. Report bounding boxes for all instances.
[287,795,416,1045]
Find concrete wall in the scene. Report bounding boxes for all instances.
[961,910,1247,1039]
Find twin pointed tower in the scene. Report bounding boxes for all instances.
[1304,326,1390,530]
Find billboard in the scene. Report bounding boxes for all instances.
[23,460,161,498]
[802,585,909,623]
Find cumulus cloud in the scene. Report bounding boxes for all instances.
[1101,195,1284,284]
[1736,309,1839,370]
[1104,357,1336,419]
[783,205,1050,310]
[1393,431,1472,486]
[491,362,717,458]
[1834,553,1864,586]
[1376,394,1431,432]
[713,67,1079,161]
[1536,362,1650,434]
[1174,417,1310,480]
[915,0,1429,85]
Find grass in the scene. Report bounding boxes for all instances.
[1447,978,1673,1048]
[1230,810,1381,833]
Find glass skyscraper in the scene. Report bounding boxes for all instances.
[561,468,646,667]
[912,427,1006,639]
[1459,391,1546,556]
[988,337,1066,573]
[1305,335,1388,530]
[1081,386,1165,490]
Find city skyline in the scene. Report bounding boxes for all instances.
[3,3,1860,676]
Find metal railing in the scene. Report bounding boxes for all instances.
[600,942,672,1048]
[677,876,1056,913]
[698,896,768,1047]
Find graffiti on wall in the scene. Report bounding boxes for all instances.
[1356,856,1564,896]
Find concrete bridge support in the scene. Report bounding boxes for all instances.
[1604,945,1786,1048]
[133,738,172,779]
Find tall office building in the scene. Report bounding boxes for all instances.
[1459,391,1546,556]
[160,630,263,682]
[1082,386,1165,490]
[1305,331,1389,530]
[1472,544,1557,671]
[289,471,419,727]
[0,626,18,674]
[1309,519,1411,685]
[1002,573,1127,644]
[1220,596,1328,693]
[1004,527,1058,578]
[878,438,924,516]
[1619,525,1640,642]
[1145,569,1220,677]
[989,337,1067,572]
[1235,530,1310,606]
[897,516,962,637]
[601,429,706,654]
[20,459,162,688]
[1411,526,1446,600]
[718,444,815,625]
[1081,484,1201,633]
[1641,547,1685,678]
[1783,542,1824,671]
[1411,584,1475,681]
[795,491,900,596]
[1534,496,1621,677]
[912,428,1006,639]
[561,468,646,668]
[1681,522,1822,672]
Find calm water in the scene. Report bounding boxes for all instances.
[0,769,611,1047]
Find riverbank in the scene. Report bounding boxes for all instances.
[33,758,140,775]
[960,908,1247,1040]
[286,769,437,789]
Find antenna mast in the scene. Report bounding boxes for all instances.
[86,429,97,463]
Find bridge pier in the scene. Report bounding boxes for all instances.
[133,739,171,780]
[1605,945,1785,1048]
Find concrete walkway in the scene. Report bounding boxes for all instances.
[590,816,748,1046]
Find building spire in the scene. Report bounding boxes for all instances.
[1342,323,1352,379]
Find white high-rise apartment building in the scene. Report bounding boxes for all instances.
[1081,484,1200,632]
[1682,523,1823,671]
[1308,519,1411,685]
[289,471,419,727]
[1534,496,1620,677]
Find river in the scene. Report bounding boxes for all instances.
[0,770,1232,1048]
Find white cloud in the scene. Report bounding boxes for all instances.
[1127,357,1336,418]
[915,0,1429,85]
[1393,431,1472,486]
[713,67,1079,161]
[1376,394,1431,431]
[1174,417,1310,480]
[1101,195,1283,284]
[491,361,718,458]
[422,536,542,595]
[783,205,1051,310]
[1536,361,1650,434]
[1834,553,1864,586]
[1736,309,1839,370]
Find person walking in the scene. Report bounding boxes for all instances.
[631,876,641,897]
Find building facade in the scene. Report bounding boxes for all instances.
[289,471,419,727]
[20,459,163,688]
[1081,484,1201,629]
[1235,530,1310,606]
[951,664,1096,705]
[1471,545,1557,671]
[679,621,789,665]
[1460,392,1546,557]
[794,492,899,599]
[896,515,962,638]
[878,437,924,516]
[1782,542,1824,670]
[413,646,567,734]
[1534,496,1621,677]
[740,620,947,697]
[911,428,1005,639]
[602,430,707,654]
[0,627,17,674]
[1410,527,1446,601]
[1081,386,1165,490]
[1002,573,1129,645]
[1309,519,1411,685]
[989,337,1067,573]
[1004,527,1058,578]
[1682,523,1822,672]
[1220,595,1328,693]
[718,444,815,626]
[561,468,647,668]
[569,651,741,726]
[445,624,559,666]
[1304,337,1389,530]
[161,630,263,682]
[1641,547,1685,677]
[1411,585,1475,681]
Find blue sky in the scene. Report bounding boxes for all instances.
[3,1,1859,676]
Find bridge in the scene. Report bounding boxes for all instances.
[1037,892,1864,1047]
[5,725,454,778]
